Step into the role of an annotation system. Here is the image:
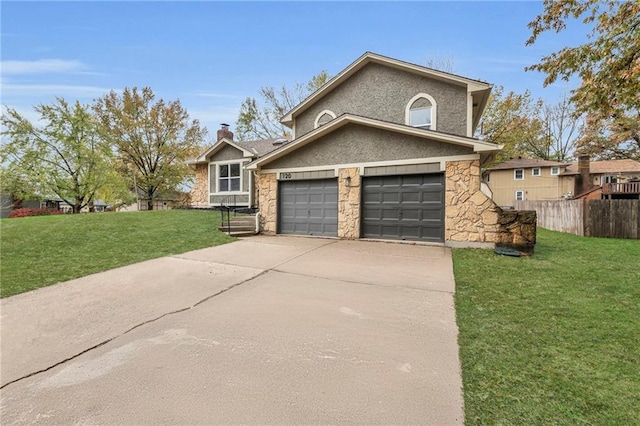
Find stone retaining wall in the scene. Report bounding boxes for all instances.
[445,160,536,249]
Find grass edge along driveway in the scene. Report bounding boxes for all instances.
[0,210,234,298]
[453,228,639,425]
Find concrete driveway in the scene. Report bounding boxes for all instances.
[1,236,463,425]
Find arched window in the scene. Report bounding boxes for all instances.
[405,93,437,131]
[313,110,336,129]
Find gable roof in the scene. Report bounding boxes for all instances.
[236,137,290,157]
[281,51,492,132]
[188,137,290,165]
[247,113,501,170]
[487,158,570,171]
[562,159,640,175]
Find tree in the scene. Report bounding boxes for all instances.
[236,71,331,141]
[425,55,455,73]
[478,87,582,163]
[526,0,640,159]
[93,87,206,210]
[540,96,581,162]
[1,99,115,213]
[477,86,546,162]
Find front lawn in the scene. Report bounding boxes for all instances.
[453,228,640,425]
[0,210,234,298]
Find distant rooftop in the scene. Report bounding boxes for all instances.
[487,158,569,171]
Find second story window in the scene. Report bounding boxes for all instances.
[532,168,541,176]
[405,93,437,131]
[514,169,524,180]
[551,167,560,175]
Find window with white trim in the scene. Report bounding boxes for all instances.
[218,163,241,192]
[550,166,560,175]
[515,190,525,201]
[532,168,541,176]
[514,169,524,180]
[405,93,437,130]
[313,110,336,129]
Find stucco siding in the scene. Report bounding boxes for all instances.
[295,63,468,137]
[263,124,473,170]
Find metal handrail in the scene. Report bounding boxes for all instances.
[219,195,237,234]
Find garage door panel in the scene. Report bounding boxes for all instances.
[363,173,444,242]
[401,192,420,203]
[279,179,338,237]
[402,209,421,221]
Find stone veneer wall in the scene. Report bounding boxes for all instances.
[338,168,361,238]
[446,160,501,243]
[445,159,536,249]
[190,164,208,206]
[253,160,536,249]
[257,172,278,234]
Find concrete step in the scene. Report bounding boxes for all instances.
[227,230,258,237]
[226,218,256,224]
[218,225,256,232]
[219,214,257,234]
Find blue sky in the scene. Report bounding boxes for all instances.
[2,1,587,139]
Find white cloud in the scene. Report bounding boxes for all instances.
[1,59,88,75]
[2,83,112,98]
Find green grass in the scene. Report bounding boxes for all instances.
[453,228,640,425]
[0,210,234,298]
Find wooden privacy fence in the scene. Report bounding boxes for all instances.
[516,199,640,239]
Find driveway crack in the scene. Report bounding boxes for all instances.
[1,240,335,390]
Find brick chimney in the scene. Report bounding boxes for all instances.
[575,154,593,195]
[217,123,233,142]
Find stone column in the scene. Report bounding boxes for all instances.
[190,164,209,206]
[256,172,278,234]
[337,168,361,239]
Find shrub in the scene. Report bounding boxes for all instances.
[8,208,64,218]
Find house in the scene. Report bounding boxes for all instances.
[483,158,574,208]
[118,190,185,212]
[485,156,640,207]
[190,52,538,247]
[188,124,286,209]
[562,158,640,200]
[251,52,537,246]
[1,195,62,218]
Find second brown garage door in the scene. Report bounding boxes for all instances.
[362,173,444,242]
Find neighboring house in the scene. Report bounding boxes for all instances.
[118,190,183,212]
[189,124,287,208]
[485,156,640,207]
[562,158,640,200]
[1,195,62,218]
[484,158,574,208]
[243,51,515,246]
